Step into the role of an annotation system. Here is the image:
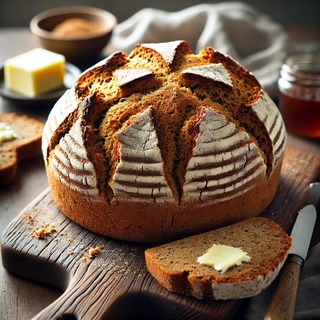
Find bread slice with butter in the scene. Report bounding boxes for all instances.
[145,217,291,300]
[0,113,43,185]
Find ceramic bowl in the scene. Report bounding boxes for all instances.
[30,6,117,64]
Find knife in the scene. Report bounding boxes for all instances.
[308,182,320,205]
[264,204,317,320]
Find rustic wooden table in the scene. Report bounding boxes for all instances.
[0,27,319,320]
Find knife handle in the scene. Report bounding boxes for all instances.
[264,254,304,320]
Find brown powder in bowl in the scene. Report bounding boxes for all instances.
[52,18,105,39]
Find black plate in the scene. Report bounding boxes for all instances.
[0,63,81,106]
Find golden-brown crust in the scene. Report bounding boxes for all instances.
[46,153,282,242]
[44,40,286,242]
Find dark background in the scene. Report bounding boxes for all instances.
[0,0,319,28]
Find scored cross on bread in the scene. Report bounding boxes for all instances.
[42,40,286,242]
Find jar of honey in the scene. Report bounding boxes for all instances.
[278,54,320,138]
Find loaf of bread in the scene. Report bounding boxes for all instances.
[42,40,286,242]
[0,113,43,185]
[145,217,292,300]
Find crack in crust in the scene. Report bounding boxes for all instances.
[43,40,286,237]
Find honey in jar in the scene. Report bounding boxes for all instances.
[278,54,320,138]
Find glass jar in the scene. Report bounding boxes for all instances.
[278,54,320,138]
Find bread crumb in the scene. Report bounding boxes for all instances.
[31,223,56,240]
[81,245,104,262]
[26,213,35,225]
[89,247,101,257]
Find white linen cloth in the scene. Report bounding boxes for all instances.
[107,2,288,97]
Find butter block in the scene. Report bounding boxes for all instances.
[4,48,65,97]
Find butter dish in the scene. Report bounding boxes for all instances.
[0,61,80,106]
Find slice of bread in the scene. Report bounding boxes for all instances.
[145,217,291,300]
[0,113,43,185]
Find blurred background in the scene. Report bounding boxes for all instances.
[1,0,319,29]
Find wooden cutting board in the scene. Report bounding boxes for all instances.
[1,147,319,320]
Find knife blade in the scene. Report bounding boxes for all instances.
[289,205,317,260]
[309,182,320,205]
[264,204,317,320]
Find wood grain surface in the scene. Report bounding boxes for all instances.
[1,147,320,320]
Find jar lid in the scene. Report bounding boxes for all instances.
[280,54,320,86]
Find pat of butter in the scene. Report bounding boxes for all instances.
[4,48,65,97]
[0,122,17,144]
[197,244,251,273]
